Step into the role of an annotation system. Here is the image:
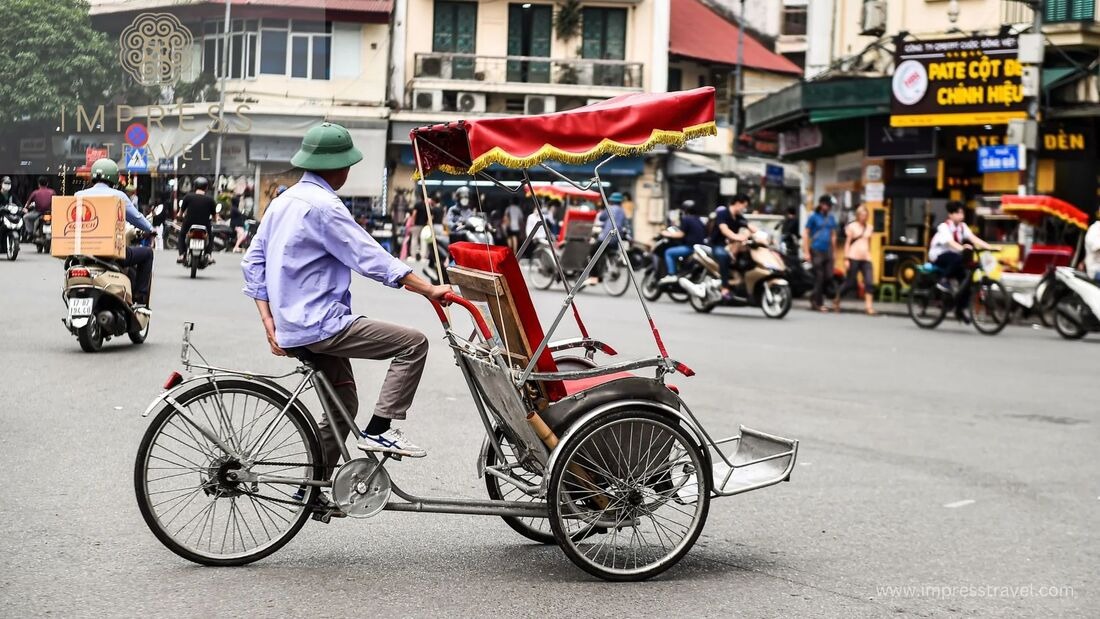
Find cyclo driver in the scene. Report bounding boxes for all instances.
[241,123,451,498]
[75,159,156,310]
[928,200,992,322]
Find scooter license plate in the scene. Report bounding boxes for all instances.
[189,239,205,251]
[68,297,93,318]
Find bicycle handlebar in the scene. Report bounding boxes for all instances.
[430,292,494,341]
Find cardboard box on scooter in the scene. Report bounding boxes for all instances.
[50,195,126,259]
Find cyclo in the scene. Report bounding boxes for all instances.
[133,88,799,581]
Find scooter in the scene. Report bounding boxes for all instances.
[2,204,21,261]
[1051,266,1100,340]
[639,231,690,303]
[423,215,494,285]
[33,212,53,254]
[62,230,154,352]
[183,225,212,279]
[678,232,793,319]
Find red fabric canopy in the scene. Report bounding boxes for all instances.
[670,0,802,75]
[411,87,717,176]
[1000,195,1088,231]
[524,185,602,201]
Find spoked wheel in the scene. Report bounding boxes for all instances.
[527,246,556,290]
[1054,298,1088,340]
[760,282,792,319]
[970,278,1011,335]
[77,319,103,352]
[482,429,554,544]
[907,285,948,329]
[601,252,632,297]
[135,379,324,566]
[548,409,710,581]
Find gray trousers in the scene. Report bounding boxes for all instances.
[811,250,833,308]
[305,317,429,471]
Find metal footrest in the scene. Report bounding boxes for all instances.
[709,425,798,497]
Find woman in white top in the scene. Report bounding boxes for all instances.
[833,206,876,314]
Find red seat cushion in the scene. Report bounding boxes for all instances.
[562,371,634,395]
[449,242,565,400]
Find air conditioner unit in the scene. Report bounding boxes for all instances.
[860,0,886,37]
[456,91,486,113]
[420,56,444,78]
[524,95,556,115]
[412,89,444,112]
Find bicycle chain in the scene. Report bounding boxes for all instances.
[239,460,322,507]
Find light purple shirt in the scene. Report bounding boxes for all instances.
[241,172,412,348]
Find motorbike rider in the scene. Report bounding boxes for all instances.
[75,159,155,309]
[445,186,477,240]
[23,176,55,239]
[928,200,991,321]
[709,194,757,299]
[176,176,217,264]
[658,200,707,286]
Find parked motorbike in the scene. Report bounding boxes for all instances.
[639,231,690,303]
[183,225,212,279]
[678,233,793,318]
[782,252,842,300]
[2,204,22,261]
[1051,266,1100,340]
[62,230,154,352]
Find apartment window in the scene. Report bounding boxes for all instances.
[781,6,807,35]
[433,1,478,79]
[204,19,331,80]
[581,7,626,86]
[202,20,258,79]
[1046,0,1095,22]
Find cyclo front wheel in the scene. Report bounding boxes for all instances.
[135,379,324,566]
[601,251,632,297]
[970,278,1011,335]
[527,245,556,290]
[548,409,710,581]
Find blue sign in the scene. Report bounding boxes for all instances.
[977,145,1023,173]
[764,163,784,186]
[123,145,149,173]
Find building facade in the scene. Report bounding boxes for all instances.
[747,0,1099,287]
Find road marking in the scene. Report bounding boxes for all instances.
[944,499,975,508]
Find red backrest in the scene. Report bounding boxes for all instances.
[1021,244,1073,274]
[449,242,565,400]
[558,208,598,243]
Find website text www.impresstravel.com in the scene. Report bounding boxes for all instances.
[876,583,1076,600]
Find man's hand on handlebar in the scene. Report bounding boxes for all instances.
[428,285,453,305]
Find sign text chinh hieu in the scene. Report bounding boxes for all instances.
[890,36,1028,128]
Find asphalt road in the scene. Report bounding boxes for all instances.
[0,247,1096,618]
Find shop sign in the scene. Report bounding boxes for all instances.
[890,36,1028,128]
[778,126,823,157]
[943,124,1091,158]
[865,116,936,158]
[764,164,784,186]
[977,144,1024,173]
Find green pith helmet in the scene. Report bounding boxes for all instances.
[290,122,364,171]
[90,158,120,186]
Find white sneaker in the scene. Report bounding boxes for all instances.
[657,274,678,286]
[357,427,427,458]
[678,278,706,298]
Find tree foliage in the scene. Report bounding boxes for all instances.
[0,0,115,123]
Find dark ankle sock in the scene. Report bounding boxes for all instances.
[364,415,391,435]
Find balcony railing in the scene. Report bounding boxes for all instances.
[413,52,643,89]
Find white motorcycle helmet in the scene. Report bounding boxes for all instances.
[752,229,771,244]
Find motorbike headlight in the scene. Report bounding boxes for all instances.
[6,205,18,214]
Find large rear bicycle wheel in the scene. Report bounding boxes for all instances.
[970,278,1011,335]
[907,284,948,329]
[601,252,632,297]
[548,409,710,581]
[135,379,324,566]
[527,246,556,290]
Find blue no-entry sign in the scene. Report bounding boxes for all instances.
[125,122,149,149]
[977,145,1024,173]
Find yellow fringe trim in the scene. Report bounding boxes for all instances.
[414,121,717,179]
[1001,203,1087,231]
